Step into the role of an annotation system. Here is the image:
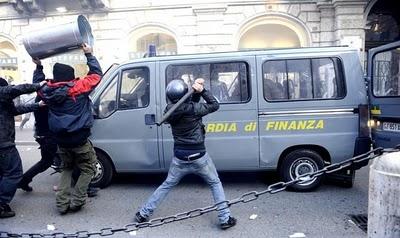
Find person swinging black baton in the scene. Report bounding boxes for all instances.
[135,77,237,229]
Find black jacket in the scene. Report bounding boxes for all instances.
[166,89,219,152]
[0,84,41,149]
[39,54,103,147]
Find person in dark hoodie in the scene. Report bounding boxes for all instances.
[0,77,46,218]
[135,78,237,230]
[39,43,102,214]
[18,58,98,198]
[16,58,59,193]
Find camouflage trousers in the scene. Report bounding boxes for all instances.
[56,141,97,212]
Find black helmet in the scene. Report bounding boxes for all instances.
[166,79,188,103]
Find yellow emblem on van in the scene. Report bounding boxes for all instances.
[266,120,324,131]
[370,105,381,115]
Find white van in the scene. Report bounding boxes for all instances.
[89,46,372,191]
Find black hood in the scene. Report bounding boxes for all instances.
[53,63,75,82]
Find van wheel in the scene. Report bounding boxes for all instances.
[90,151,114,188]
[279,149,325,192]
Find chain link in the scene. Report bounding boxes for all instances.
[1,147,396,238]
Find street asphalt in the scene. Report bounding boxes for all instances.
[1,129,368,238]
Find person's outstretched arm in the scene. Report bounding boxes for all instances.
[13,101,42,115]
[0,82,44,102]
[68,43,103,97]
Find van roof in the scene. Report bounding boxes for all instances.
[121,46,358,64]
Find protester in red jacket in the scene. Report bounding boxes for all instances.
[39,44,103,214]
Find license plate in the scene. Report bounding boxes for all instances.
[382,122,400,132]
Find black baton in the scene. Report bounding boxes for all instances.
[156,88,194,126]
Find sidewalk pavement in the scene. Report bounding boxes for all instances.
[15,127,37,146]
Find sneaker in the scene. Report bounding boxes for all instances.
[18,183,33,192]
[69,204,83,213]
[87,187,99,198]
[135,212,148,223]
[0,204,16,218]
[58,207,69,215]
[220,216,237,230]
[51,165,62,173]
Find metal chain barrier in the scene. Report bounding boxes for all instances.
[1,147,398,238]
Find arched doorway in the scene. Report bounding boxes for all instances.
[237,14,310,50]
[0,36,19,84]
[239,24,300,49]
[128,25,177,59]
[365,0,400,50]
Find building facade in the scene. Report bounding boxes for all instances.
[0,0,398,83]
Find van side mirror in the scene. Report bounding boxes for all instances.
[145,114,156,125]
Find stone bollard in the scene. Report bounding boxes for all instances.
[368,151,400,238]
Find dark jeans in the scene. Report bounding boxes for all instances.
[0,146,23,204]
[20,137,57,186]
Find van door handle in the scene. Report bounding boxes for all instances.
[145,114,156,125]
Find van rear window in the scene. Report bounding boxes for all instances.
[166,62,250,104]
[262,58,345,101]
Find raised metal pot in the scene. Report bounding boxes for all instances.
[23,15,93,59]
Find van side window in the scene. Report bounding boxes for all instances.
[98,74,118,118]
[373,48,400,97]
[210,62,249,103]
[312,58,344,99]
[119,67,150,110]
[287,59,312,100]
[263,61,288,100]
[263,58,344,101]
[166,62,250,103]
[166,64,210,86]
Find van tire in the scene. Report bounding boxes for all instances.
[279,149,325,192]
[90,151,114,188]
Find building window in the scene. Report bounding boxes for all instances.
[119,67,150,109]
[166,62,250,104]
[128,27,177,59]
[263,58,345,101]
[237,15,311,50]
[137,33,177,55]
[239,24,301,49]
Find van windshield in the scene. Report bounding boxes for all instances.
[90,63,119,99]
